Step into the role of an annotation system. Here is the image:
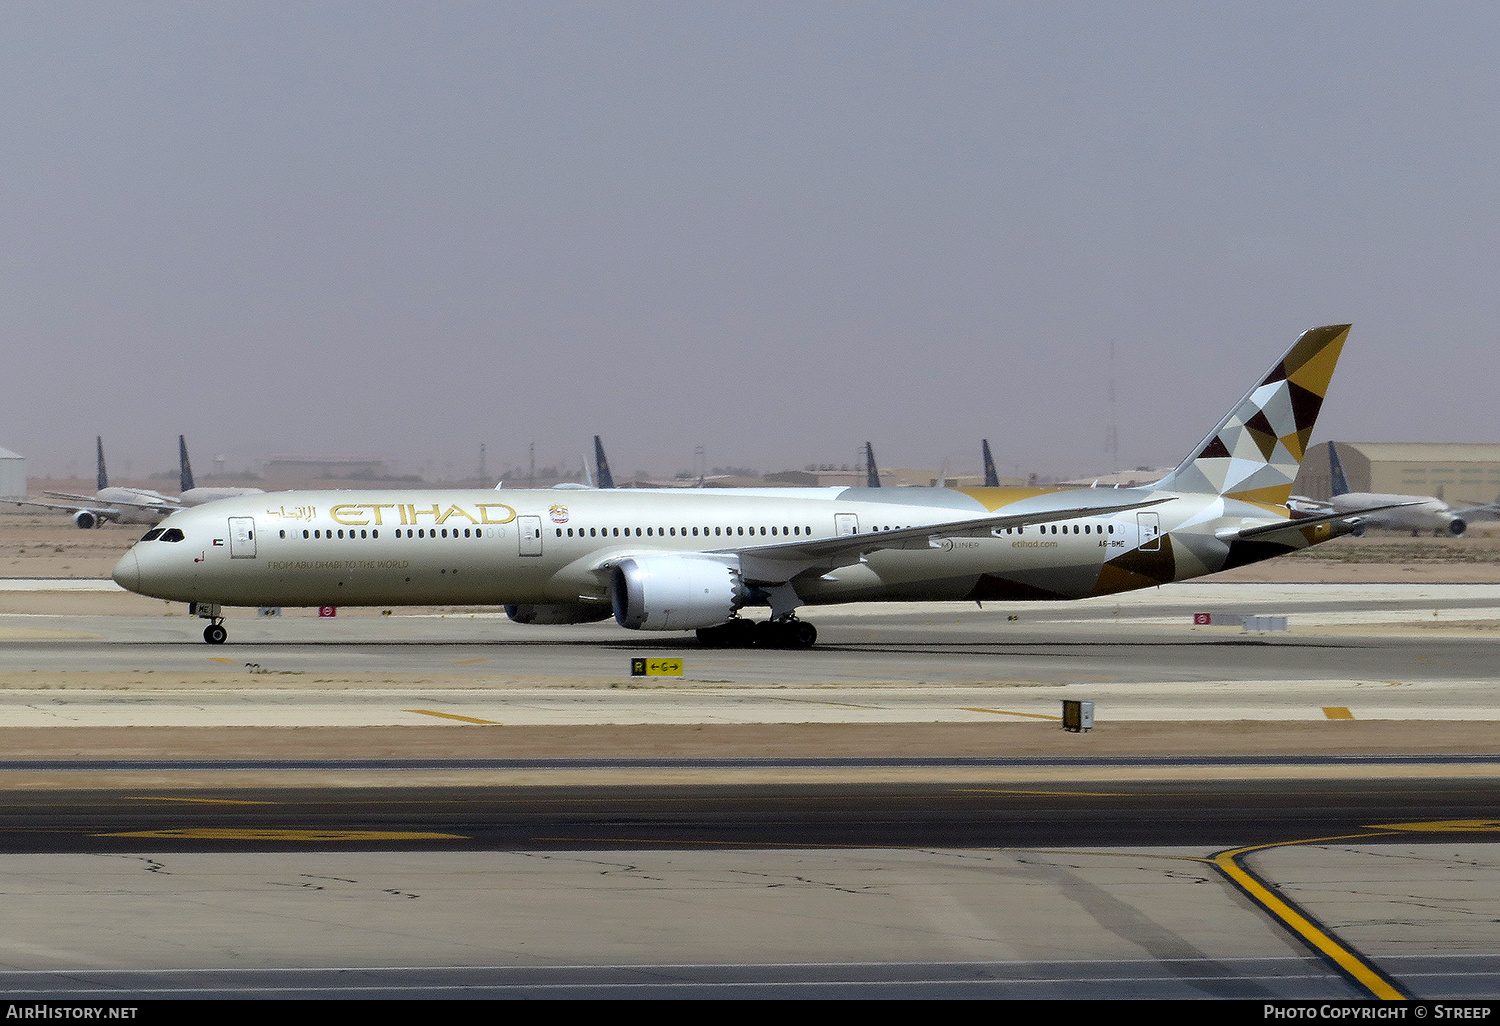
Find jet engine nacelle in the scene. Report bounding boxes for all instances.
[1448,516,1467,536]
[72,510,99,530]
[609,555,746,631]
[505,603,613,625]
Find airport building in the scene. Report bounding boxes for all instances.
[0,445,24,499]
[1297,442,1500,505]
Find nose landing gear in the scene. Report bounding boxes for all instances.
[190,602,227,644]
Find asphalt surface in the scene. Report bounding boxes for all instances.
[0,779,1494,853]
[2,583,1499,1000]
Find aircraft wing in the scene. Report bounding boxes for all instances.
[1221,501,1425,544]
[43,491,182,515]
[1287,495,1334,515]
[13,498,125,520]
[42,491,113,504]
[717,497,1176,584]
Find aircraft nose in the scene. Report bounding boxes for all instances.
[111,550,139,593]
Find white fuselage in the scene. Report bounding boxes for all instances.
[95,487,177,525]
[112,485,1241,613]
[179,486,265,507]
[1329,492,1464,535]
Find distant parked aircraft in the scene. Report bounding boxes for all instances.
[20,436,263,528]
[176,436,263,507]
[982,440,1000,488]
[21,437,177,528]
[1292,443,1497,536]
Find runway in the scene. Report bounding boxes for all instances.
[0,782,1496,999]
[0,581,1498,998]
[1,583,1499,733]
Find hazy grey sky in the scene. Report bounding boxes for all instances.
[3,1,1496,481]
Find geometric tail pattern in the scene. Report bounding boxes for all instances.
[1156,324,1350,509]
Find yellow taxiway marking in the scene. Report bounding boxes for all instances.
[1371,819,1500,832]
[1212,835,1408,1001]
[1322,707,1354,719]
[405,708,501,725]
[101,828,464,841]
[209,657,237,664]
[130,796,274,806]
[960,707,1062,721]
[955,789,1134,798]
[451,658,489,665]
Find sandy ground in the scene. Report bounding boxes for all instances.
[3,512,1500,771]
[0,720,1492,760]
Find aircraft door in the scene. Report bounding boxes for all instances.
[228,517,257,558]
[835,513,859,536]
[518,515,543,556]
[1136,512,1161,551]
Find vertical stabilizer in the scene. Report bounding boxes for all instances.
[96,437,108,491]
[1327,442,1350,497]
[1155,324,1351,506]
[864,442,881,488]
[982,439,999,488]
[179,435,196,493]
[593,436,616,489]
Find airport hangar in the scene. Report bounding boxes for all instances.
[1296,441,1500,505]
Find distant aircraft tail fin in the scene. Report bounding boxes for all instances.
[1155,324,1351,506]
[1327,443,1350,497]
[593,436,615,489]
[96,436,108,491]
[981,439,999,488]
[864,442,881,488]
[179,435,196,493]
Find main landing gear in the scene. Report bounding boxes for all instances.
[203,622,227,645]
[696,616,818,650]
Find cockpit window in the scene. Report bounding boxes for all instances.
[159,528,186,542]
[140,529,164,542]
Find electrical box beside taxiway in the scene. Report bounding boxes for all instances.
[1062,699,1094,733]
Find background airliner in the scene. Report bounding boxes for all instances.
[22,437,179,528]
[175,435,264,507]
[21,436,262,528]
[1292,442,1498,536]
[113,324,1396,647]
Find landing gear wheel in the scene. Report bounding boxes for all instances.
[753,619,786,648]
[752,618,819,649]
[696,618,758,648]
[786,620,818,649]
[728,618,756,648]
[696,623,731,647]
[203,623,227,645]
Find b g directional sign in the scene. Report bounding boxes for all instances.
[631,658,684,677]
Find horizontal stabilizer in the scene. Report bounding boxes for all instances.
[1221,501,1424,543]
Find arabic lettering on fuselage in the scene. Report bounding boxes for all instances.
[264,506,318,521]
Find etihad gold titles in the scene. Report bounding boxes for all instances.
[112,325,1393,648]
